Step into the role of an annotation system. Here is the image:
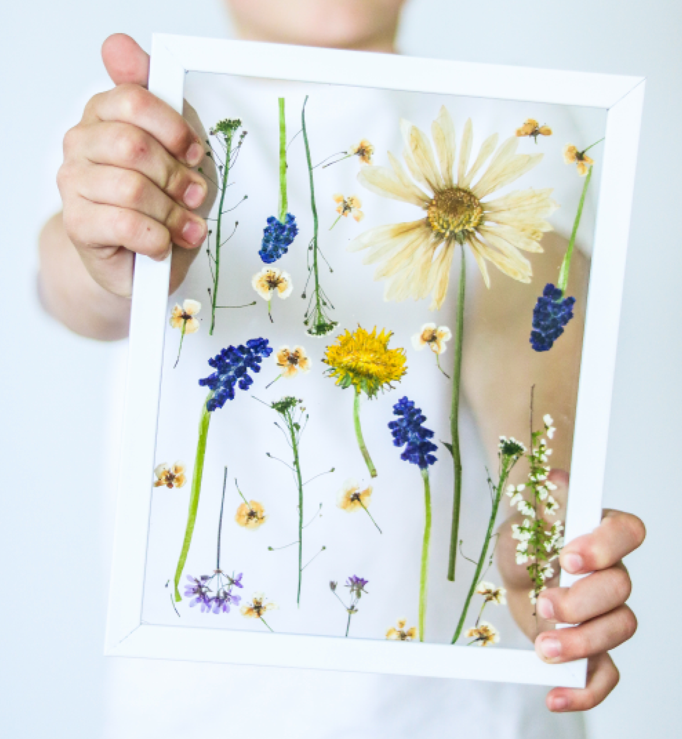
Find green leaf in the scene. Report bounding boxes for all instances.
[441,441,454,458]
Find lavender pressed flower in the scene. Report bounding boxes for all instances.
[345,575,369,598]
[389,396,438,642]
[259,214,299,263]
[330,575,370,637]
[199,338,273,411]
[530,283,576,352]
[184,575,212,612]
[389,397,438,469]
[173,345,271,602]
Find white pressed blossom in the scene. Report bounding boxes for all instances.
[475,582,507,605]
[512,522,532,541]
[509,492,524,508]
[544,496,559,515]
[412,323,452,354]
[350,106,557,309]
[516,550,530,565]
[466,621,500,647]
[518,500,536,518]
[251,267,293,301]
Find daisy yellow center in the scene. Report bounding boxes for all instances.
[427,187,483,242]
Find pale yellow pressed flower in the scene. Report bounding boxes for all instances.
[475,581,507,605]
[241,592,277,619]
[333,194,365,222]
[337,479,373,512]
[516,119,552,141]
[251,267,293,301]
[466,621,500,646]
[386,618,417,641]
[351,106,558,309]
[411,323,452,355]
[153,462,187,489]
[563,144,594,176]
[235,500,267,529]
[350,139,374,165]
[170,299,201,333]
[275,346,311,378]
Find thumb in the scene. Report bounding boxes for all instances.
[102,33,150,87]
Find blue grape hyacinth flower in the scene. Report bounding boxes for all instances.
[199,338,272,411]
[530,283,576,352]
[389,397,438,469]
[259,213,298,263]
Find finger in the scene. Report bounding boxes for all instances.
[536,563,631,624]
[64,122,208,209]
[546,652,620,712]
[561,510,646,575]
[102,33,150,87]
[82,84,205,168]
[71,162,207,249]
[63,197,172,262]
[535,604,637,663]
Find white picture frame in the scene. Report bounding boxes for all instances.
[105,33,645,688]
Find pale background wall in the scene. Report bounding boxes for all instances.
[1,1,679,737]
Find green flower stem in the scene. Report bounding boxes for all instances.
[447,244,466,582]
[173,322,186,369]
[419,468,432,643]
[277,97,287,222]
[260,617,274,632]
[173,391,214,601]
[209,131,234,336]
[346,611,352,637]
[358,498,382,534]
[451,459,513,644]
[280,406,305,605]
[558,164,593,293]
[353,391,377,478]
[329,214,342,231]
[435,353,450,379]
[302,96,322,326]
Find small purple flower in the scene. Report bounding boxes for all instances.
[230,572,244,589]
[530,283,576,352]
[345,575,369,598]
[211,587,242,614]
[184,575,212,612]
[389,397,438,469]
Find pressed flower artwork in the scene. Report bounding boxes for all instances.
[140,67,609,667]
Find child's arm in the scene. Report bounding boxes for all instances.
[39,34,212,340]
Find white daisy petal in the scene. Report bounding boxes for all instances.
[357,164,429,208]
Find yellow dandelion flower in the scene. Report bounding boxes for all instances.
[516,119,553,141]
[323,326,407,398]
[170,299,201,333]
[563,143,595,176]
[475,581,507,605]
[153,462,187,489]
[275,346,311,378]
[386,618,417,641]
[235,500,267,529]
[351,106,558,309]
[350,139,374,165]
[466,621,500,646]
[332,194,364,223]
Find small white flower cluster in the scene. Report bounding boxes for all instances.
[508,414,565,605]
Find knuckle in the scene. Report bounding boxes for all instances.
[164,164,187,197]
[569,629,592,659]
[117,84,150,120]
[116,129,149,167]
[62,125,83,157]
[62,206,84,242]
[56,162,74,193]
[119,171,147,208]
[114,208,144,245]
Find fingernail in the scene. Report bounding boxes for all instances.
[551,696,569,711]
[184,182,205,209]
[537,597,554,621]
[182,219,206,246]
[540,638,561,660]
[186,142,204,166]
[563,553,584,574]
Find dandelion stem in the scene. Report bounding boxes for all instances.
[447,245,466,581]
[451,457,513,644]
[260,617,274,632]
[173,392,214,601]
[353,391,377,478]
[173,322,186,369]
[329,214,342,231]
[558,164,593,293]
[358,498,382,534]
[234,478,249,506]
[210,132,234,335]
[346,611,352,638]
[277,98,288,222]
[419,468,432,643]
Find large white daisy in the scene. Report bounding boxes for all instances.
[350,106,558,310]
